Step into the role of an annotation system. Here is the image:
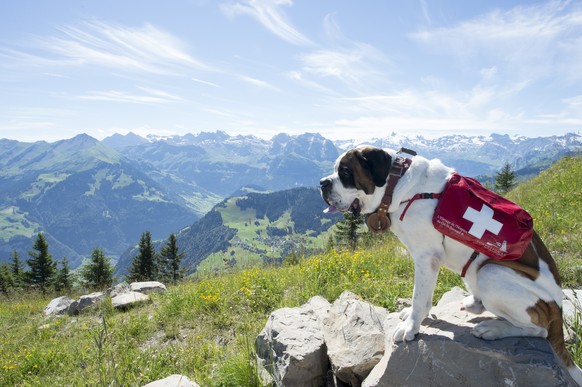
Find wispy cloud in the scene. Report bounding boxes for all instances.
[409,1,582,79]
[299,46,378,84]
[221,0,313,46]
[290,13,390,95]
[286,70,337,95]
[238,75,278,90]
[192,77,221,88]
[79,87,183,104]
[3,20,213,74]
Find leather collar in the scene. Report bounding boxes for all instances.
[366,157,411,233]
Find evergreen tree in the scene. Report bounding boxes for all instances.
[81,248,114,290]
[158,233,184,284]
[128,231,157,282]
[325,234,335,252]
[334,213,363,251]
[55,257,74,292]
[283,251,301,266]
[495,161,517,194]
[9,250,25,288]
[26,233,56,293]
[0,263,14,295]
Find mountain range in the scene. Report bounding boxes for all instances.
[0,130,579,270]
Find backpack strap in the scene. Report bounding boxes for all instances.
[399,192,441,221]
[461,251,480,277]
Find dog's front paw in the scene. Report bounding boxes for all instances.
[392,319,419,343]
[398,307,411,321]
[461,295,485,314]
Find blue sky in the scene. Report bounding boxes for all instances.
[1,0,581,142]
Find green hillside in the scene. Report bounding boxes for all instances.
[1,156,580,386]
[506,155,582,286]
[0,135,200,268]
[115,187,340,277]
[196,188,338,275]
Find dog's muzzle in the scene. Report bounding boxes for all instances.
[319,178,332,202]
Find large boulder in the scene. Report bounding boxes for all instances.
[257,287,578,386]
[363,287,577,387]
[130,281,167,294]
[322,291,388,385]
[44,296,76,316]
[255,296,331,386]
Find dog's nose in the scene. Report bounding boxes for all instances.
[320,178,332,194]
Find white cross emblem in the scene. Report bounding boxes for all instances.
[462,204,503,239]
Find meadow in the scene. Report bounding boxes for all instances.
[0,156,580,386]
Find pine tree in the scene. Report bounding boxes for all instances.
[158,233,184,284]
[128,231,157,282]
[0,263,14,295]
[9,250,25,288]
[325,234,335,252]
[81,248,114,290]
[55,257,74,292]
[334,213,363,251]
[26,233,56,293]
[495,161,517,194]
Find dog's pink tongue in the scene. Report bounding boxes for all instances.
[323,205,339,214]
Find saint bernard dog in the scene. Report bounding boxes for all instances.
[320,145,582,384]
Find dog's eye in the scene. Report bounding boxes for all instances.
[339,168,350,177]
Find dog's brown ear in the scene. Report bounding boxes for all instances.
[358,147,391,187]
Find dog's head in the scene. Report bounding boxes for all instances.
[320,146,393,216]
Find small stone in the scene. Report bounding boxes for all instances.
[142,374,200,387]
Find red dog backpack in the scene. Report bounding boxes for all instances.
[432,173,533,260]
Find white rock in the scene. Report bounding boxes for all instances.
[255,295,331,386]
[363,287,577,387]
[44,296,75,316]
[322,291,388,385]
[130,281,167,294]
[75,291,105,312]
[142,374,200,387]
[111,291,150,309]
[107,283,131,298]
[563,289,582,324]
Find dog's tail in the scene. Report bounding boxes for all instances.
[545,302,582,386]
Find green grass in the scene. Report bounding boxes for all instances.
[0,236,463,386]
[1,155,580,386]
[507,156,582,287]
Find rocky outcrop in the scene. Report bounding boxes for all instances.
[256,287,579,387]
[255,295,331,386]
[364,287,576,387]
[44,281,166,316]
[322,291,388,385]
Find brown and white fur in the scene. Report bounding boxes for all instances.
[320,145,582,384]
